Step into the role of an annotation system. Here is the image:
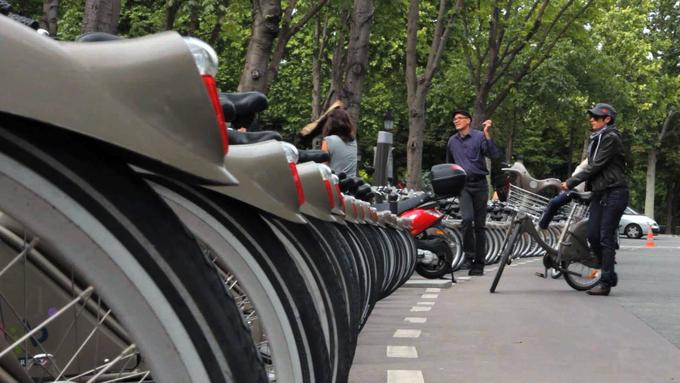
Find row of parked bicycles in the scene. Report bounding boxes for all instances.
[1,7,607,382]
[0,12,477,383]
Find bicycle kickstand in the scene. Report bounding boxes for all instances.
[535,267,548,279]
[450,269,456,284]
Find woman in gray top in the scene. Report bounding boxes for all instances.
[321,108,358,177]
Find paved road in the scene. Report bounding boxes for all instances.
[349,235,680,383]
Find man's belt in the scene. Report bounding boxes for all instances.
[467,174,487,182]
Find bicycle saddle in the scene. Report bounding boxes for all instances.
[566,190,593,203]
[76,32,122,42]
[298,149,329,163]
[502,161,561,196]
[228,129,281,145]
[219,92,268,121]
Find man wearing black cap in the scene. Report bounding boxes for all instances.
[562,103,629,296]
[446,110,502,275]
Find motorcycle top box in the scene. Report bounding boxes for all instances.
[431,164,466,196]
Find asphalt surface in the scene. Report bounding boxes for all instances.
[349,235,680,383]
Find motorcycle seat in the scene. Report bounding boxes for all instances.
[394,193,431,215]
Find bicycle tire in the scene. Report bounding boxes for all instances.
[490,224,522,293]
[0,124,266,382]
[146,176,319,383]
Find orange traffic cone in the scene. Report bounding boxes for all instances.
[645,225,656,247]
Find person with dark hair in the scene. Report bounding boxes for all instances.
[321,108,358,177]
[446,110,502,275]
[561,103,628,296]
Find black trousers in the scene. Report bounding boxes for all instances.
[459,179,488,267]
[588,187,629,285]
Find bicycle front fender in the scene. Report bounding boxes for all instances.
[0,16,236,185]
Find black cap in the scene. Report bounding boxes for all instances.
[451,109,472,119]
[587,103,616,118]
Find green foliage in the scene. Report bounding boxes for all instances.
[11,0,680,226]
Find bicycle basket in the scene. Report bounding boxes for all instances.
[506,184,550,220]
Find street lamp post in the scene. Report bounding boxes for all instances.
[374,110,394,186]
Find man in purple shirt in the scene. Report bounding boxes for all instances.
[446,110,502,275]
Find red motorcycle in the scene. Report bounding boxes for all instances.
[388,164,466,279]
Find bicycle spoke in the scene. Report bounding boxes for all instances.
[0,237,39,279]
[0,286,95,359]
[54,310,112,381]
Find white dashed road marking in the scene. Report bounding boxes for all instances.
[393,329,421,338]
[425,288,441,292]
[410,306,431,312]
[421,294,438,299]
[386,346,418,358]
[387,370,425,383]
[417,301,435,306]
[404,317,427,324]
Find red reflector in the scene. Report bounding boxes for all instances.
[323,180,335,209]
[335,184,345,210]
[288,162,305,206]
[201,75,228,154]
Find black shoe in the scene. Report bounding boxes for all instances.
[586,282,611,296]
[459,259,473,270]
[468,266,484,276]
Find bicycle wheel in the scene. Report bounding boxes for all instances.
[0,125,265,382]
[562,262,601,291]
[489,224,521,293]
[146,175,330,383]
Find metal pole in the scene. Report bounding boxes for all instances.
[374,131,393,186]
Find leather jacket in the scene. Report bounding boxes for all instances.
[566,124,627,192]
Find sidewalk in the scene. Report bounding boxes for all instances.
[349,255,680,383]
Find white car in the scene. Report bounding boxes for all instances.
[618,207,660,238]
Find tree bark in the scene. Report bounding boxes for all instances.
[665,181,675,234]
[81,0,121,34]
[645,110,677,219]
[42,0,59,36]
[644,149,657,219]
[406,95,427,189]
[263,0,329,94]
[340,0,374,126]
[165,0,181,30]
[238,0,282,92]
[311,16,329,119]
[404,0,460,189]
[326,9,350,110]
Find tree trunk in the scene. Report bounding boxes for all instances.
[404,0,458,189]
[42,0,59,36]
[665,181,675,234]
[644,149,657,219]
[567,122,575,176]
[581,132,589,161]
[165,0,181,30]
[406,95,426,190]
[341,0,374,126]
[311,16,327,120]
[81,0,120,34]
[238,0,282,92]
[209,4,226,46]
[326,10,350,109]
[505,123,514,163]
